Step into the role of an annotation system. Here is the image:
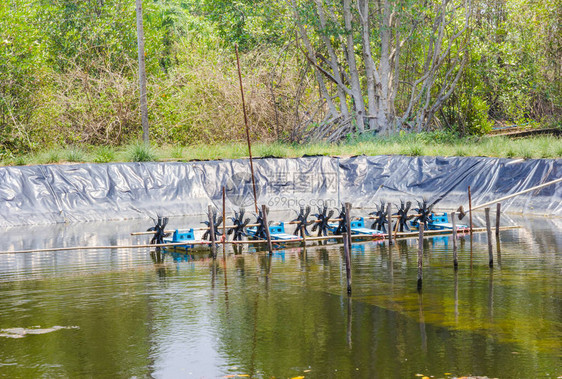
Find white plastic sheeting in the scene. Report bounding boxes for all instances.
[0,156,559,226]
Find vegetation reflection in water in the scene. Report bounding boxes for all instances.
[0,223,560,378]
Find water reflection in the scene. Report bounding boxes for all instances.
[0,217,560,378]
[346,296,352,349]
[488,268,494,322]
[496,237,502,267]
[418,292,427,353]
[454,269,459,324]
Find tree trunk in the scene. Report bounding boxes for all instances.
[315,0,350,119]
[290,0,470,138]
[343,0,366,133]
[357,0,379,132]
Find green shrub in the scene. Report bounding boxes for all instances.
[540,149,553,158]
[255,142,286,157]
[46,150,61,164]
[407,145,424,156]
[520,148,533,159]
[94,146,116,163]
[127,142,157,162]
[455,149,467,157]
[13,155,28,166]
[171,146,184,159]
[66,147,86,162]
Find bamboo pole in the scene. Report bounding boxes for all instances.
[485,207,493,268]
[451,212,458,270]
[364,214,421,220]
[1,226,521,256]
[394,226,518,239]
[134,224,513,242]
[468,177,562,213]
[235,44,259,213]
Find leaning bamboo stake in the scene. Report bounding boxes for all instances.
[458,177,562,219]
[477,177,562,212]
[235,44,259,214]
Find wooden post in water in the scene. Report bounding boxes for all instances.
[208,205,217,259]
[485,207,493,268]
[345,202,353,248]
[496,236,502,267]
[468,186,474,265]
[343,202,353,294]
[222,187,227,260]
[387,202,393,245]
[495,203,501,238]
[261,205,273,255]
[468,186,473,234]
[417,223,424,290]
[451,212,458,270]
[343,231,352,295]
[300,222,307,248]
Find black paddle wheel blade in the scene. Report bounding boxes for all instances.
[149,216,170,245]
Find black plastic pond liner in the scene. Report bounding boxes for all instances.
[0,156,560,227]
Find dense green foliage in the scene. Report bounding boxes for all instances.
[445,0,562,134]
[0,0,560,159]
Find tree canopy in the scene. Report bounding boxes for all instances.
[0,0,560,156]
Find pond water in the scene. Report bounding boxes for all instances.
[0,216,560,378]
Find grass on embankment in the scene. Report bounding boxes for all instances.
[2,134,561,166]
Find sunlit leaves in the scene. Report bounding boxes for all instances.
[196,0,290,50]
